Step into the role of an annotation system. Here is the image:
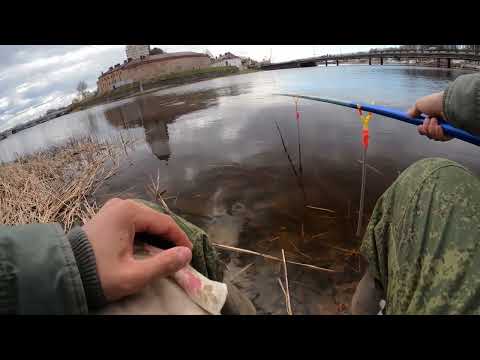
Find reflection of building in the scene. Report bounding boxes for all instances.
[98,48,211,95]
[126,45,151,60]
[103,90,220,162]
[144,120,171,162]
[104,98,172,161]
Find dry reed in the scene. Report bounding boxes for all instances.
[281,248,293,315]
[0,135,132,231]
[212,243,336,273]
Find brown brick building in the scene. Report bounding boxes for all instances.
[97,51,211,95]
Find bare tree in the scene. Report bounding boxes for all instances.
[76,81,88,100]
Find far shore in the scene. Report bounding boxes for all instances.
[70,66,258,113]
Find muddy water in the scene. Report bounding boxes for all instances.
[1,65,479,314]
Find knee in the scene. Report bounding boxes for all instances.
[404,157,460,174]
[391,157,477,207]
[399,157,469,183]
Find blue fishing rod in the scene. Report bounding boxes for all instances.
[276,93,480,238]
[276,93,480,147]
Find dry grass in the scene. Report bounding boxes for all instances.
[0,135,132,231]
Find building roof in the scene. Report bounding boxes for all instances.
[148,51,207,60]
[217,52,240,60]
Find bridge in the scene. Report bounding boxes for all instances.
[261,48,480,70]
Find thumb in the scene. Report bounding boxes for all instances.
[407,104,421,118]
[137,246,192,281]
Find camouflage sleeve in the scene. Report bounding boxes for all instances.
[443,73,480,135]
[360,158,480,314]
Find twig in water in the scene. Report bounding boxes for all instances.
[273,119,299,179]
[278,278,287,298]
[306,205,336,214]
[163,196,177,201]
[311,232,329,239]
[316,241,360,255]
[212,243,336,273]
[356,147,367,237]
[357,160,384,177]
[281,249,293,315]
[287,238,312,260]
[147,169,164,202]
[229,263,254,283]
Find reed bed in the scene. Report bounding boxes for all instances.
[0,135,132,231]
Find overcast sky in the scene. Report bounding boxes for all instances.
[0,45,396,131]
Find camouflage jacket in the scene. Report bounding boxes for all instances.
[360,73,480,314]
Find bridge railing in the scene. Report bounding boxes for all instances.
[262,48,479,67]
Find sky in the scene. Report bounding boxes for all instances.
[0,45,396,132]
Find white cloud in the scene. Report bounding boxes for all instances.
[15,79,49,94]
[0,45,124,82]
[0,97,9,109]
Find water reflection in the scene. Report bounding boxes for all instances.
[103,89,222,162]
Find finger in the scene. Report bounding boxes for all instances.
[417,121,426,135]
[433,119,443,140]
[440,128,453,141]
[136,246,192,282]
[419,117,430,136]
[100,197,122,212]
[407,104,421,118]
[428,117,439,139]
[128,201,193,249]
[430,118,444,140]
[417,125,424,135]
[144,243,166,256]
[416,92,444,117]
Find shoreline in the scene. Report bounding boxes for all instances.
[70,67,259,112]
[0,67,258,140]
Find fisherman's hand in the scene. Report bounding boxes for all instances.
[407,91,453,141]
[82,198,192,302]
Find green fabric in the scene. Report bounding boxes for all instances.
[0,223,88,314]
[134,199,223,282]
[360,158,480,314]
[443,72,480,136]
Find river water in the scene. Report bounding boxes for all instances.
[1,65,479,314]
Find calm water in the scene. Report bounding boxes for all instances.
[2,65,479,314]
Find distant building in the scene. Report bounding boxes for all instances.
[126,45,151,60]
[210,52,243,70]
[241,57,258,69]
[205,49,214,58]
[45,107,69,119]
[150,47,165,55]
[97,51,211,95]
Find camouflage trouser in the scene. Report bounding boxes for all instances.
[360,158,480,314]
